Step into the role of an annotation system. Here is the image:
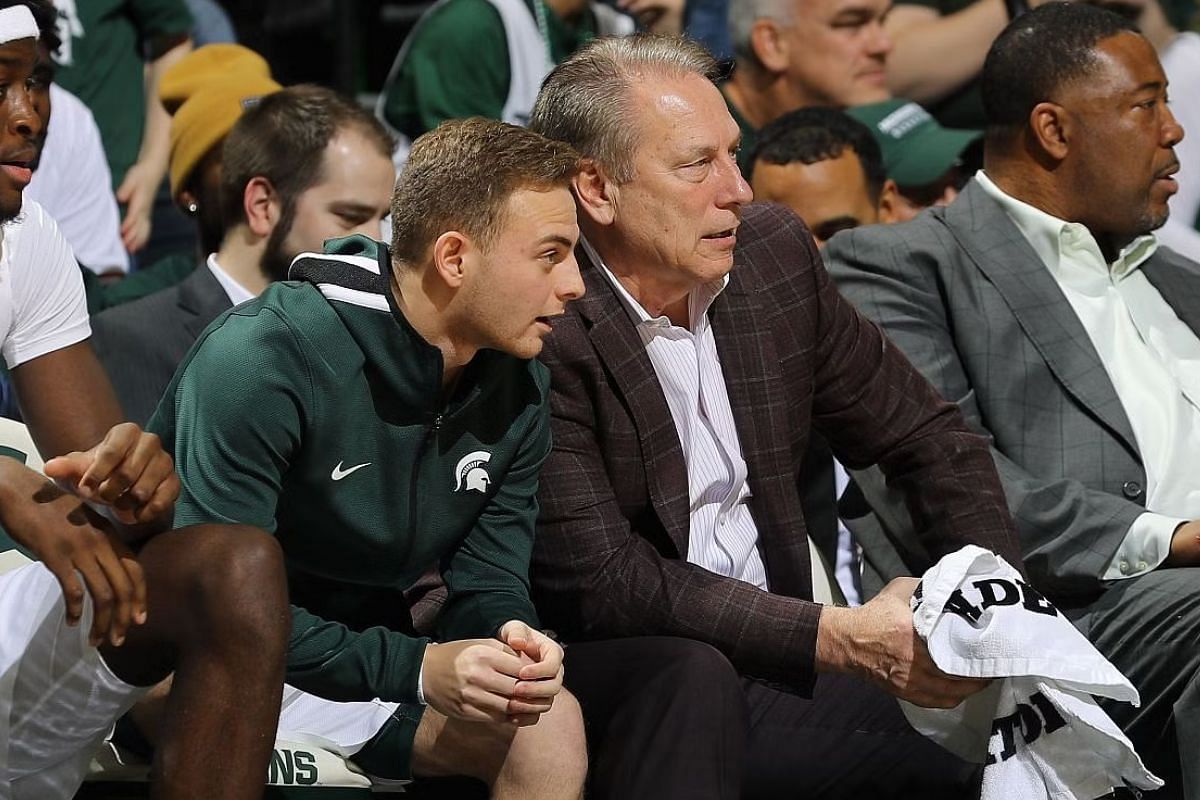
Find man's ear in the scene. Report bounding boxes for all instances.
[877,178,901,224]
[1029,102,1070,163]
[750,19,789,74]
[572,159,618,227]
[430,230,472,289]
[177,188,199,216]
[243,176,280,238]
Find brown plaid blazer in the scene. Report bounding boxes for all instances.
[532,203,1021,695]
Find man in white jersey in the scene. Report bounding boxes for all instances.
[0,3,289,798]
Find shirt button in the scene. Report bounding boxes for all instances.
[1137,561,1149,571]
[1120,560,1131,574]
[1122,481,1143,500]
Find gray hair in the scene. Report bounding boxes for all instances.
[728,0,794,63]
[529,34,720,184]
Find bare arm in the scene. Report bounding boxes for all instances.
[116,35,192,254]
[11,339,122,457]
[13,339,178,533]
[2,343,166,646]
[884,0,1007,105]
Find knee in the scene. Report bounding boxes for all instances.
[189,525,284,594]
[650,638,743,700]
[178,524,287,638]
[549,690,588,782]
[509,689,588,789]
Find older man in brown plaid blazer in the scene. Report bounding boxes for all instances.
[527,34,1025,800]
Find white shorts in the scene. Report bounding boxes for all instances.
[0,562,146,800]
[277,685,414,785]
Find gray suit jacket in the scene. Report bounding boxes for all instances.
[91,263,231,426]
[825,180,1200,602]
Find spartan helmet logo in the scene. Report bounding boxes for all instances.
[453,450,493,493]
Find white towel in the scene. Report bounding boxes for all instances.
[900,546,1162,800]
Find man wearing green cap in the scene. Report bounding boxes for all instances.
[847,98,982,223]
[748,106,887,249]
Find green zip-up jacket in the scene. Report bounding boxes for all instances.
[150,235,545,705]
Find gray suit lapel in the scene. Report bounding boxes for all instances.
[574,248,692,557]
[943,182,1140,458]
[177,264,234,340]
[1141,248,1200,340]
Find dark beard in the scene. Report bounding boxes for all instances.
[259,199,298,282]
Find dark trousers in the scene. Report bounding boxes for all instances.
[741,673,978,799]
[1066,568,1200,800]
[564,637,977,800]
[564,637,747,800]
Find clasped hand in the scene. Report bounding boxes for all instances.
[420,620,565,727]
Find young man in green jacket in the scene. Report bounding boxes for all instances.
[150,117,588,795]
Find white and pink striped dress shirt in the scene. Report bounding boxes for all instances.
[585,240,770,590]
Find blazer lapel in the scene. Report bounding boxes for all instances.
[574,247,691,556]
[710,247,816,597]
[943,182,1141,458]
[708,254,811,597]
[1141,249,1200,340]
[178,263,235,340]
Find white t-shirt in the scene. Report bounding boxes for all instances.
[25,84,129,275]
[0,198,91,370]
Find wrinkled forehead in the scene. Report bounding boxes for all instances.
[627,75,740,160]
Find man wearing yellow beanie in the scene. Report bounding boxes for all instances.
[157,43,282,257]
[92,82,395,425]
[80,44,282,313]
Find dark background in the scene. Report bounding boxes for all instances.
[225,0,434,99]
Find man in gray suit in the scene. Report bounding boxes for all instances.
[92,85,394,424]
[826,4,1198,796]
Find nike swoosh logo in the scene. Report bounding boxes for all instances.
[331,461,371,481]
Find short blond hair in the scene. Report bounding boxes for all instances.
[390,117,580,267]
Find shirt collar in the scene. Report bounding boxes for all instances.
[206,253,257,306]
[580,236,729,331]
[974,171,1157,279]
